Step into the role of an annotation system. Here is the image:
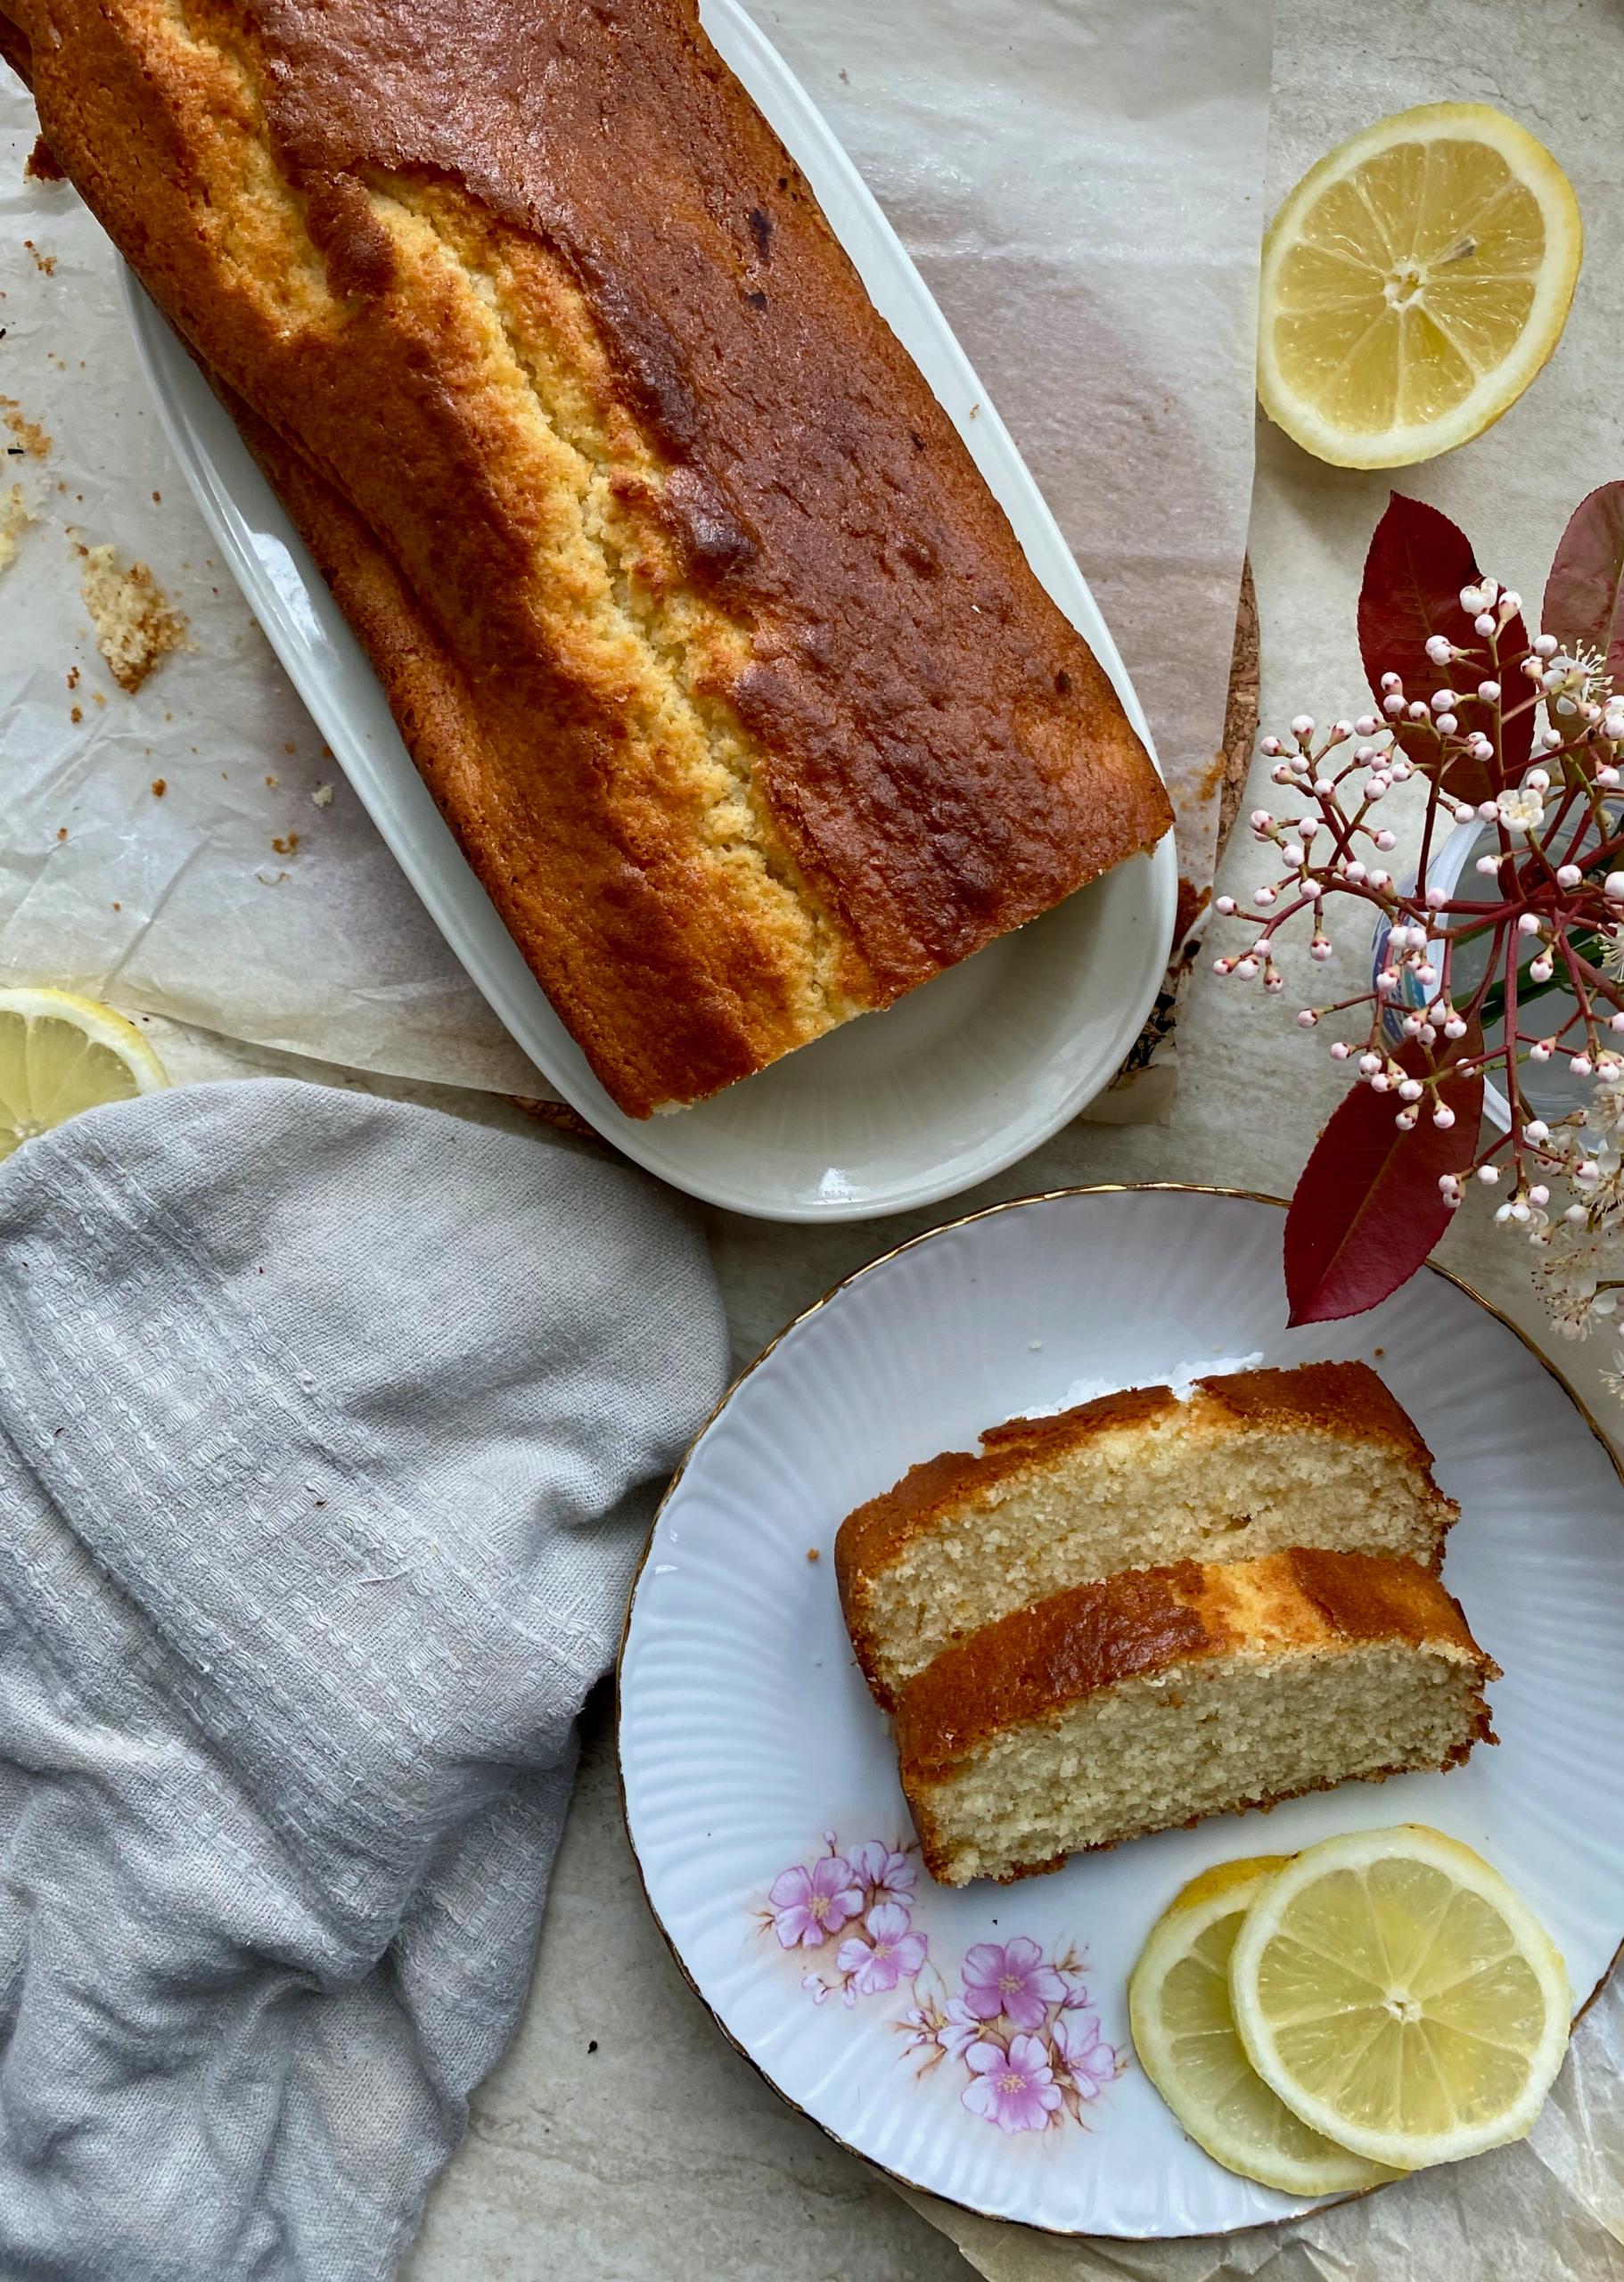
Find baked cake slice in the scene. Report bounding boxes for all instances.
[836,1362,1456,1708]
[894,1548,1497,1887]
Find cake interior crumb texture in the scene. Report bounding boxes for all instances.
[78,543,188,693]
[838,1365,1458,1706]
[909,1639,1486,1887]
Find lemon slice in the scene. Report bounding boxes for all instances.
[1259,103,1582,467]
[1230,1826,1571,2171]
[0,988,168,1162]
[1129,1855,1399,2196]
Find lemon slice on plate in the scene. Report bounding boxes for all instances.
[1259,103,1583,467]
[1230,1825,1571,2171]
[0,987,168,1161]
[1129,1855,1399,2196]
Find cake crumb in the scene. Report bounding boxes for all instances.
[24,138,64,184]
[56,826,67,841]
[70,704,81,724]
[311,783,333,808]
[806,1547,820,1563]
[78,541,188,693]
[0,483,34,575]
[21,241,55,277]
[0,398,50,457]
[66,664,79,689]
[271,833,299,856]
[151,777,167,798]
[283,741,296,755]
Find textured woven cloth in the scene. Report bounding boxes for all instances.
[0,1079,730,2281]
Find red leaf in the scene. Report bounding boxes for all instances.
[1357,495,1531,800]
[1544,481,1624,686]
[1284,1032,1484,1327]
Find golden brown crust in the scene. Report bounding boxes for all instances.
[7,0,1172,1115]
[834,1361,1456,1685]
[893,1548,1497,1791]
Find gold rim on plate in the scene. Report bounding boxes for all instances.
[613,1181,1624,2243]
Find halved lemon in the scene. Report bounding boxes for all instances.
[0,987,168,1162]
[1129,1855,1398,2196]
[1259,103,1583,467]
[1230,1826,1571,2171]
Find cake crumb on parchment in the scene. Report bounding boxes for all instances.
[0,398,50,458]
[0,484,34,574]
[77,541,188,693]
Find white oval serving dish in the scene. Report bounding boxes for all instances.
[120,0,1175,1222]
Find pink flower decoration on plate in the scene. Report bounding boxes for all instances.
[1054,2007,1117,2097]
[836,1902,928,1997]
[768,1854,864,1949]
[962,1937,1068,2030]
[849,1841,917,1905]
[962,2034,1063,2133]
[938,1995,983,2063]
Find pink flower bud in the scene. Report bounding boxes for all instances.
[1371,1072,1390,1092]
[1215,894,1236,915]
[1331,1041,1350,1061]
[1382,694,1406,718]
[1518,913,1541,936]
[1291,714,1315,738]
[1398,1079,1423,1102]
[1530,1184,1550,1207]
[1407,701,1429,720]
[1607,875,1624,901]
[1571,1054,1594,1076]
[1297,1009,1317,1028]
[1557,865,1583,889]
[1433,1105,1456,1129]
[1533,633,1560,658]
[1435,713,1459,735]
[1374,832,1398,853]
[1359,1052,1382,1074]
[1474,612,1497,637]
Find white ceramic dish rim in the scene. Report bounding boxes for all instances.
[116,0,1177,1225]
[616,1180,1624,2240]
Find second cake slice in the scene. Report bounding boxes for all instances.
[837,1362,1456,1708]
[895,1548,1497,1886]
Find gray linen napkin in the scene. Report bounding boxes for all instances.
[0,1079,730,2281]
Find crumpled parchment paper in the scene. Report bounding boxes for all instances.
[0,0,1268,1109]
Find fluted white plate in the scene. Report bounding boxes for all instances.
[119,0,1174,1226]
[619,1187,1624,2237]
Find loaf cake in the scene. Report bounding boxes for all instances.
[895,1548,1497,1886]
[3,0,1173,1116]
[837,1362,1457,1708]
